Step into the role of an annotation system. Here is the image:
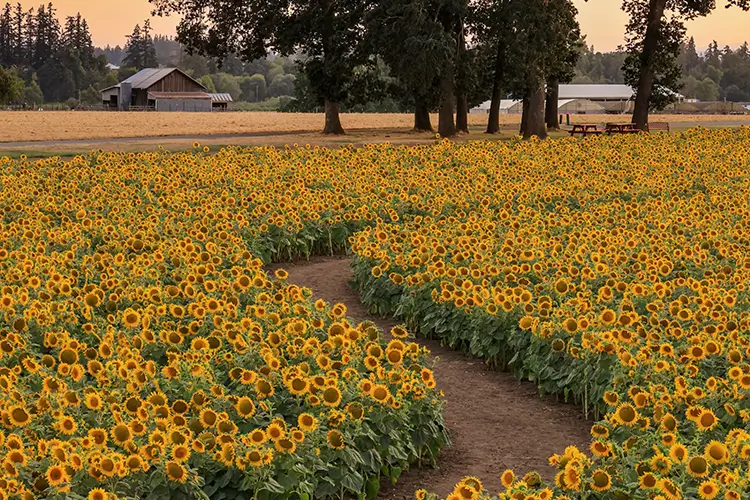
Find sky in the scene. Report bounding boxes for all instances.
[18,0,750,53]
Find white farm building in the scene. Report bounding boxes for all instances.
[470,84,634,115]
[470,84,684,115]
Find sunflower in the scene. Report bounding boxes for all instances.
[111,424,132,444]
[245,449,264,467]
[639,472,658,489]
[696,409,719,431]
[322,386,342,407]
[235,397,256,418]
[657,478,681,500]
[122,308,141,328]
[613,403,638,426]
[267,422,285,441]
[327,429,344,449]
[686,454,710,478]
[590,469,611,492]
[298,413,318,432]
[88,489,108,500]
[7,406,31,427]
[704,440,729,464]
[85,393,103,411]
[46,465,69,486]
[669,443,688,463]
[288,377,309,396]
[698,480,720,500]
[166,461,187,483]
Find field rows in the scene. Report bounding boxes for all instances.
[1,129,750,499]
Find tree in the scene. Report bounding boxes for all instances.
[268,73,295,97]
[507,0,580,139]
[23,71,43,105]
[211,72,241,100]
[151,0,367,135]
[241,74,266,101]
[364,0,455,132]
[0,64,22,103]
[473,0,514,134]
[197,74,216,92]
[625,0,750,130]
[122,20,158,70]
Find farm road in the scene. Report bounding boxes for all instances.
[268,256,592,499]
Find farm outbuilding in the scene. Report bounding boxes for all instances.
[469,100,522,114]
[557,99,604,114]
[209,93,234,111]
[101,68,209,111]
[148,91,213,112]
[471,98,601,115]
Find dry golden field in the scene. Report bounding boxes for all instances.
[1,111,749,143]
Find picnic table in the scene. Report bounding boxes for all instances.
[568,123,603,137]
[606,123,640,134]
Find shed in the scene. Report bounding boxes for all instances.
[557,99,604,114]
[101,68,207,110]
[209,93,234,111]
[148,91,213,112]
[559,84,634,101]
[470,99,522,114]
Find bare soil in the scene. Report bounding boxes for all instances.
[269,256,592,499]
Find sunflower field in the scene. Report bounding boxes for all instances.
[2,127,750,500]
[350,128,750,500]
[0,148,449,500]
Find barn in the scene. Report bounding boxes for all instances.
[101,68,212,111]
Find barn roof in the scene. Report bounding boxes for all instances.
[558,84,634,100]
[209,93,234,103]
[101,68,206,92]
[148,91,212,100]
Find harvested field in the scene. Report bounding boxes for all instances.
[1,110,749,143]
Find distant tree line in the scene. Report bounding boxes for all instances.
[151,0,583,137]
[0,2,111,106]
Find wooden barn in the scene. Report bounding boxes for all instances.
[101,68,212,111]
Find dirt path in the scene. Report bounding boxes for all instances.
[270,256,591,499]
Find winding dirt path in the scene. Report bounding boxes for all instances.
[271,256,592,499]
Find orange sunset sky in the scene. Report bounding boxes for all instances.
[14,0,750,52]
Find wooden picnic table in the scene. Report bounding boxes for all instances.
[568,123,603,137]
[606,123,640,134]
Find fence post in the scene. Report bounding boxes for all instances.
[566,113,570,126]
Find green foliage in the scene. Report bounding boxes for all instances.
[23,73,44,105]
[233,97,283,111]
[123,20,159,70]
[210,73,242,100]
[240,74,266,102]
[622,0,686,111]
[573,44,626,84]
[0,65,23,104]
[198,74,217,93]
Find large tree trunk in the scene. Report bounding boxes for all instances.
[456,94,469,133]
[455,23,469,134]
[545,76,560,130]
[632,0,668,130]
[438,69,456,138]
[520,97,530,136]
[486,37,505,134]
[414,100,433,132]
[322,100,345,135]
[523,80,547,139]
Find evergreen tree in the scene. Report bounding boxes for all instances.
[0,4,11,66]
[122,22,157,70]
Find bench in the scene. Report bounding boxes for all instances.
[568,124,603,138]
[647,122,670,132]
